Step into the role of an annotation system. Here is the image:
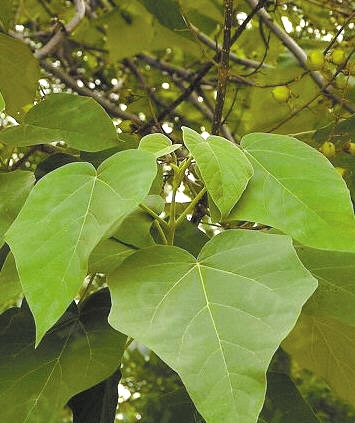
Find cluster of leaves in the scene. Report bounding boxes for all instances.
[0,1,355,423]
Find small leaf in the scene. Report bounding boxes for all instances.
[0,33,40,120]
[108,230,317,423]
[229,133,355,252]
[0,288,126,422]
[0,170,35,244]
[139,133,181,158]
[0,93,120,152]
[182,127,253,218]
[6,149,157,343]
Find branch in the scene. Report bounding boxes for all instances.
[136,61,214,135]
[212,0,233,135]
[40,60,141,123]
[245,0,355,114]
[34,0,86,59]
[189,24,272,69]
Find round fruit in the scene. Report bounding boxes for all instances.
[319,141,336,158]
[306,50,325,70]
[335,167,346,176]
[330,49,346,66]
[343,141,355,155]
[271,86,291,103]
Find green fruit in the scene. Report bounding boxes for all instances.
[335,167,346,177]
[319,141,336,158]
[330,49,346,65]
[343,141,355,155]
[271,86,291,103]
[306,50,325,70]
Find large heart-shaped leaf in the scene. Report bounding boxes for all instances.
[108,230,317,423]
[6,149,157,343]
[0,33,40,120]
[182,127,253,218]
[229,133,355,252]
[0,93,120,152]
[0,288,126,423]
[0,171,35,244]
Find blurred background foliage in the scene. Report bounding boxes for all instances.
[0,0,354,421]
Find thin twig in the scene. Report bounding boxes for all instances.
[245,0,355,114]
[40,60,141,123]
[189,24,272,69]
[35,0,86,59]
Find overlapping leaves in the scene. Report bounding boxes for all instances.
[108,229,317,423]
[0,288,126,423]
[182,127,253,218]
[229,133,355,252]
[6,149,157,343]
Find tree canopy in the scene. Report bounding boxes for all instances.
[0,1,355,423]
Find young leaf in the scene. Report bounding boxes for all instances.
[283,313,355,408]
[229,133,355,252]
[108,230,317,423]
[182,127,253,218]
[0,170,35,244]
[0,93,120,152]
[0,288,126,422]
[0,33,40,120]
[139,133,181,158]
[5,149,157,343]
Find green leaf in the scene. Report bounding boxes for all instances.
[0,0,16,32]
[295,245,355,326]
[140,0,186,30]
[139,133,181,158]
[68,367,122,423]
[229,133,355,252]
[0,251,21,313]
[260,373,321,423]
[0,91,4,112]
[283,313,355,408]
[0,288,126,422]
[5,149,157,343]
[89,238,136,275]
[34,153,79,180]
[105,5,153,62]
[113,195,164,248]
[108,230,317,423]
[0,33,40,120]
[182,127,253,218]
[0,170,35,244]
[0,93,120,152]
[173,220,209,257]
